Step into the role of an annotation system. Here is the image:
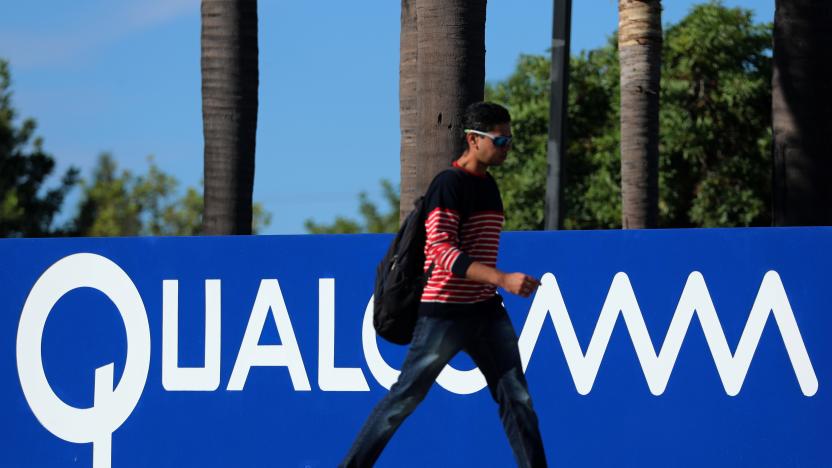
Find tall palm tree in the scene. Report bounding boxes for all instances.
[618,0,661,229]
[201,0,259,235]
[772,0,832,225]
[399,0,419,223]
[415,0,487,195]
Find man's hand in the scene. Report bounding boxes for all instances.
[465,262,541,298]
[499,272,541,298]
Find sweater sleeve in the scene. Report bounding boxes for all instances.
[423,171,473,277]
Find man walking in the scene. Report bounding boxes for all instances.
[341,102,548,467]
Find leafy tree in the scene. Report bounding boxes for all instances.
[306,2,772,233]
[487,46,621,230]
[70,154,271,236]
[161,186,204,236]
[70,154,142,236]
[305,180,399,234]
[661,3,772,227]
[0,55,270,238]
[488,1,772,230]
[0,59,78,237]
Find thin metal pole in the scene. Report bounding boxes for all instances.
[545,0,572,230]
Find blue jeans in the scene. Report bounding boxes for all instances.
[341,299,547,467]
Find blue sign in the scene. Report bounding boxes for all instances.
[1,228,828,467]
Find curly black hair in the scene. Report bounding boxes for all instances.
[461,102,511,135]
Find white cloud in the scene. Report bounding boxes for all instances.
[0,0,198,69]
[123,0,199,30]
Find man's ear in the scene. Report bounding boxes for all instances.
[466,132,478,150]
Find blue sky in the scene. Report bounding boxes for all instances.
[0,0,773,235]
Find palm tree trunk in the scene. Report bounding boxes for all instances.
[201,0,259,235]
[399,0,419,223]
[415,0,487,194]
[772,0,832,225]
[619,0,661,229]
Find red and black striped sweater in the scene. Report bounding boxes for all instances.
[420,161,504,314]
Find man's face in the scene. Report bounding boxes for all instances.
[471,122,512,167]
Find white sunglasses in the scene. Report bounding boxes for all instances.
[464,129,513,147]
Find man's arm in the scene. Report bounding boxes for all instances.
[466,262,541,298]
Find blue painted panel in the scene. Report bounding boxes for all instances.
[1,228,828,467]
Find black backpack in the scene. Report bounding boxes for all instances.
[372,195,434,344]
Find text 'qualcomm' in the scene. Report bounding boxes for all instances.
[16,253,819,467]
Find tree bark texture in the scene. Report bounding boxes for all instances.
[619,0,661,229]
[772,0,832,225]
[201,0,258,235]
[415,0,487,197]
[399,0,419,223]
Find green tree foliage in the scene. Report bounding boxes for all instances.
[315,3,770,233]
[0,58,271,238]
[662,3,772,227]
[305,180,400,234]
[0,59,78,236]
[69,154,271,236]
[487,48,622,230]
[488,1,772,229]
[70,154,143,236]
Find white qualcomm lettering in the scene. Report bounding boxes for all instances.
[16,253,151,468]
[318,279,369,391]
[361,295,398,390]
[518,272,818,396]
[19,251,817,466]
[227,279,311,391]
[162,280,221,391]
